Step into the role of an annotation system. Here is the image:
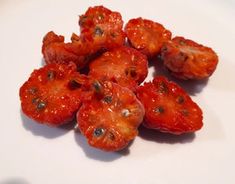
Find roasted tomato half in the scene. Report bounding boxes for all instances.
[136,76,203,134]
[161,36,219,80]
[125,17,171,58]
[79,5,125,50]
[89,46,148,91]
[20,63,87,126]
[42,31,99,70]
[77,80,145,151]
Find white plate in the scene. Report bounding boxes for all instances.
[0,0,235,183]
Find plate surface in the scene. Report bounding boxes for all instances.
[0,0,235,183]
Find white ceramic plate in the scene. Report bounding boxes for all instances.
[1,0,235,183]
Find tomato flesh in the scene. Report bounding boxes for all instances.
[161,36,219,80]
[20,63,87,126]
[136,76,203,134]
[125,17,171,57]
[77,81,145,151]
[89,46,148,91]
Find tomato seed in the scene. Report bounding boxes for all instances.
[28,87,37,94]
[158,82,168,93]
[94,27,104,36]
[181,109,189,116]
[93,128,105,137]
[154,106,164,114]
[125,67,137,78]
[68,79,81,90]
[122,109,131,117]
[32,97,39,104]
[179,52,188,61]
[176,96,184,104]
[108,132,115,140]
[47,71,55,80]
[103,96,112,104]
[110,32,116,38]
[98,14,104,20]
[37,101,46,110]
[93,81,102,93]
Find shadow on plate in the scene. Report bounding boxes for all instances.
[148,57,209,96]
[0,177,30,184]
[74,131,131,162]
[138,125,195,144]
[20,110,74,139]
[41,58,45,66]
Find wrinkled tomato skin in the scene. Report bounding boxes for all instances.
[42,31,100,70]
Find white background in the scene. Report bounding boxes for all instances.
[0,0,235,183]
